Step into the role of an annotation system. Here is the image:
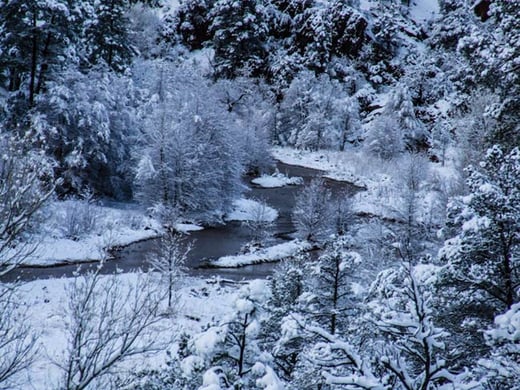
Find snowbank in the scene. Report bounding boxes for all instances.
[16,274,241,389]
[273,146,461,225]
[251,171,303,188]
[225,198,278,222]
[16,201,163,267]
[209,240,311,268]
[175,223,204,233]
[271,147,367,187]
[25,229,160,267]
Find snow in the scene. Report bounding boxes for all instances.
[255,363,284,390]
[14,274,241,389]
[175,223,204,233]
[412,263,442,286]
[14,201,162,267]
[210,240,312,268]
[488,303,520,342]
[271,146,367,187]
[192,327,227,358]
[225,198,278,222]
[409,0,440,24]
[251,171,303,188]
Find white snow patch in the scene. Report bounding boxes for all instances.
[271,147,367,187]
[175,223,204,233]
[15,274,241,389]
[15,201,162,266]
[225,198,278,222]
[409,0,440,24]
[210,240,311,268]
[251,171,303,188]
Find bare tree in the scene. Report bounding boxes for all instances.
[393,154,430,260]
[57,269,166,390]
[0,135,55,274]
[0,285,39,390]
[292,179,332,242]
[149,230,191,310]
[0,135,55,388]
[241,199,275,246]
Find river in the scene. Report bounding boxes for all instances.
[3,162,360,282]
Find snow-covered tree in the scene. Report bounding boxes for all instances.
[479,303,520,389]
[0,0,77,106]
[279,71,360,151]
[0,134,56,389]
[149,231,191,310]
[58,270,164,390]
[456,0,520,151]
[365,116,406,160]
[368,84,426,157]
[0,284,38,390]
[134,62,244,223]
[391,154,432,260]
[440,145,520,312]
[259,257,307,381]
[292,179,332,242]
[84,0,136,72]
[172,0,215,50]
[181,280,273,388]
[0,134,55,272]
[213,77,274,173]
[209,0,268,78]
[33,68,138,197]
[367,262,455,390]
[303,236,362,335]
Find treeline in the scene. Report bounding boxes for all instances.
[1,0,518,214]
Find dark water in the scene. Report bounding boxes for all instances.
[2,162,360,283]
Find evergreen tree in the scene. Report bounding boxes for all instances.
[173,0,215,50]
[32,68,138,197]
[84,0,135,72]
[479,303,520,389]
[304,236,362,335]
[0,0,77,106]
[209,0,268,78]
[440,145,520,313]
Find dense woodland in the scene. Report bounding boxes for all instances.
[0,0,519,388]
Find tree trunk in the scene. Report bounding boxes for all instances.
[29,11,38,106]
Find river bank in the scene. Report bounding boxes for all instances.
[2,161,359,283]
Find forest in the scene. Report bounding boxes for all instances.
[0,0,519,388]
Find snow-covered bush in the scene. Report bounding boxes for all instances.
[60,197,98,240]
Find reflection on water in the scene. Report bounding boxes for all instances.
[2,162,360,283]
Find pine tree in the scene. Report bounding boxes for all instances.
[440,146,520,313]
[304,236,362,335]
[209,0,268,78]
[0,0,76,106]
[84,0,135,72]
[479,303,520,389]
[173,0,215,50]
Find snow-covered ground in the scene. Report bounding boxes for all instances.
[16,273,241,389]
[251,171,303,188]
[15,201,163,267]
[225,198,278,222]
[210,239,311,268]
[272,147,368,187]
[175,223,204,233]
[273,146,461,224]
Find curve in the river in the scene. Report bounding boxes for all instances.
[2,162,360,283]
